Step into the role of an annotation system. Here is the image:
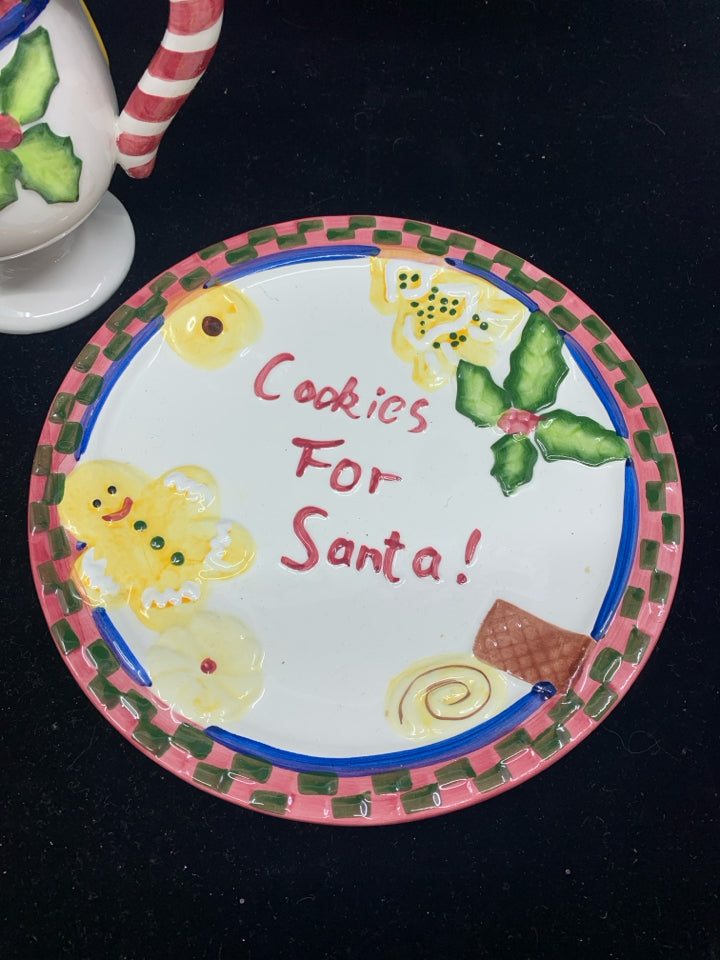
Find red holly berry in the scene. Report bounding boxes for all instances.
[200,657,218,674]
[0,113,23,151]
[497,408,543,435]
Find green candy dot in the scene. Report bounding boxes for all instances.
[449,332,458,340]
[171,551,185,566]
[411,273,420,282]
[399,272,407,281]
[133,520,147,531]
[432,341,440,349]
[150,536,165,550]
[480,321,489,330]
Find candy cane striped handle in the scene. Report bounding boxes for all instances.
[116,0,224,178]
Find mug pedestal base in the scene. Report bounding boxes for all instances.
[0,193,135,335]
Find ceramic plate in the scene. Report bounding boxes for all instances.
[29,216,683,824]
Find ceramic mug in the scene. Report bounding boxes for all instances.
[0,0,224,333]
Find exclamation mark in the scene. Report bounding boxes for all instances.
[456,528,482,584]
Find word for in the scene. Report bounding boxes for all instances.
[254,352,430,433]
[292,437,401,494]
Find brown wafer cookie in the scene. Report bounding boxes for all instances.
[473,599,595,693]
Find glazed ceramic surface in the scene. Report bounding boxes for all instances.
[28,217,683,824]
[0,0,223,331]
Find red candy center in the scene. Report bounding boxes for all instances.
[200,657,218,674]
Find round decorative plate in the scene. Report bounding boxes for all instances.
[29,216,683,824]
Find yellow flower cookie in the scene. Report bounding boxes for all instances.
[369,258,527,391]
[59,460,255,629]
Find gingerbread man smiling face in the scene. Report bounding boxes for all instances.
[59,459,256,630]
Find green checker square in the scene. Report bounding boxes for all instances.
[549,305,581,331]
[584,683,618,720]
[331,792,371,819]
[297,772,339,796]
[401,783,441,815]
[103,331,132,361]
[105,304,135,332]
[646,481,667,512]
[434,757,476,787]
[639,538,660,569]
[624,626,651,664]
[656,454,678,483]
[170,722,214,759]
[494,250,524,270]
[193,762,233,794]
[277,232,307,249]
[225,244,257,265]
[532,723,571,760]
[633,430,659,462]
[86,638,120,676]
[87,673,120,709]
[349,215,376,229]
[649,569,673,604]
[149,272,177,294]
[372,229,403,246]
[57,579,83,615]
[132,719,171,757]
[505,269,536,293]
[620,585,645,619]
[75,373,103,406]
[463,250,494,271]
[32,444,52,476]
[51,618,80,654]
[248,226,278,245]
[589,647,622,683]
[641,406,668,436]
[72,343,100,372]
[326,227,356,241]
[55,421,83,455]
[298,219,324,233]
[230,752,273,784]
[49,392,74,423]
[535,277,566,301]
[496,728,532,760]
[446,231,475,250]
[549,689,584,723]
[43,472,65,505]
[619,359,647,387]
[592,343,621,370]
[403,220,431,236]
[29,501,50,533]
[418,235,450,256]
[615,379,643,407]
[120,690,157,721]
[371,768,412,794]
[473,762,512,794]
[249,790,289,816]
[661,513,682,545]
[179,266,211,291]
[198,241,228,260]
[37,560,60,592]
[48,526,71,560]
[134,293,168,323]
[581,315,611,341]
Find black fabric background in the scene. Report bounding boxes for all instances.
[2,2,718,957]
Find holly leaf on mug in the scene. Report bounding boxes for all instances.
[12,123,82,203]
[0,150,20,211]
[0,27,59,125]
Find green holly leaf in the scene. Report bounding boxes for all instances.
[503,311,568,412]
[0,150,21,211]
[11,123,82,203]
[0,27,59,124]
[490,433,538,496]
[455,359,511,426]
[534,409,631,465]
